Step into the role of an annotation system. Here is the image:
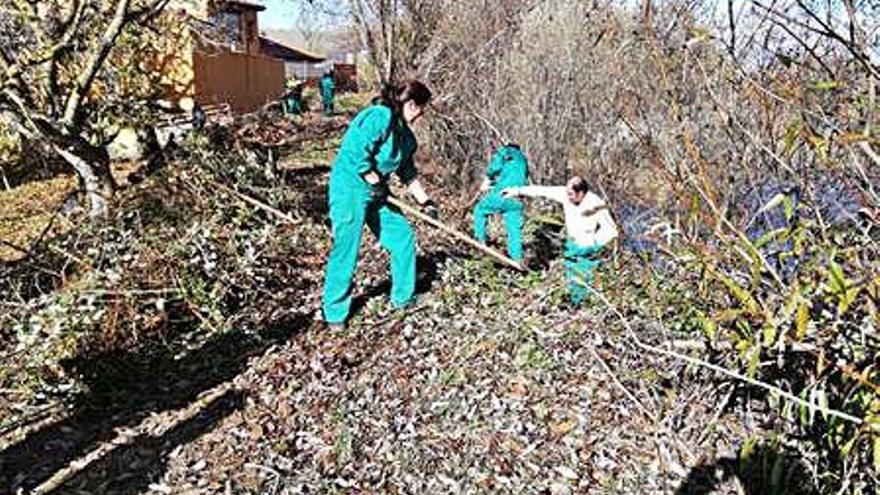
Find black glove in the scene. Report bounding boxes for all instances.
[371,180,390,201]
[421,199,439,220]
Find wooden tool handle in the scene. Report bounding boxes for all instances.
[387,196,526,272]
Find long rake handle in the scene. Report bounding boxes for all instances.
[386,196,526,272]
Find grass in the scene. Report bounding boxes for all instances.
[0,175,76,261]
[336,92,372,113]
[0,93,364,261]
[285,136,341,166]
[0,161,147,261]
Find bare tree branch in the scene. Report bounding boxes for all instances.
[61,0,133,130]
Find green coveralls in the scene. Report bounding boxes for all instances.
[473,145,528,261]
[320,75,336,116]
[322,105,419,324]
[283,78,303,115]
[284,92,302,115]
[564,240,602,305]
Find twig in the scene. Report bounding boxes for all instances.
[588,289,870,428]
[27,188,81,254]
[244,463,281,495]
[695,385,735,447]
[0,404,66,447]
[858,141,880,168]
[29,383,237,495]
[79,288,180,296]
[211,180,301,226]
[586,344,697,463]
[0,238,31,256]
[46,243,92,270]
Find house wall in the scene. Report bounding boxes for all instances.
[242,10,260,55]
[193,51,285,113]
[285,61,327,80]
[161,1,284,114]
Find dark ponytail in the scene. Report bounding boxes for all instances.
[372,80,432,117]
[372,83,401,113]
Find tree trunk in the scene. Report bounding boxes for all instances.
[54,144,116,219]
[0,164,10,190]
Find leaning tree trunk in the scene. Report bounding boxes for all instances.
[54,143,116,219]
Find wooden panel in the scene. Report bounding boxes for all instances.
[243,10,260,55]
[193,51,285,113]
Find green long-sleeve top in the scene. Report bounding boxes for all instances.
[486,145,529,192]
[332,104,418,187]
[320,75,336,99]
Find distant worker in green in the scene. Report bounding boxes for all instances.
[502,176,618,305]
[473,143,529,262]
[283,75,304,115]
[321,81,438,328]
[319,71,336,116]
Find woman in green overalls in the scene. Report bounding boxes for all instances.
[319,71,336,116]
[321,81,437,328]
[472,143,529,262]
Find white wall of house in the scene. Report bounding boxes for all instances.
[285,61,334,79]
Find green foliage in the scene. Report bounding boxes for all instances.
[514,342,552,371]
[825,254,861,315]
[810,79,840,91]
[615,173,877,488]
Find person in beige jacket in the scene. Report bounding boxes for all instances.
[502,176,618,304]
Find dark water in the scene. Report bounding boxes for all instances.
[615,175,868,274]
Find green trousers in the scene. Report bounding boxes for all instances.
[322,176,416,324]
[473,192,524,261]
[322,97,334,116]
[564,240,602,305]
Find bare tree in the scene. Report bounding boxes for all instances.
[285,0,445,85]
[0,0,174,219]
[291,2,327,50]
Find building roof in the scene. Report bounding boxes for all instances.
[259,36,326,63]
[168,0,265,19]
[226,0,266,11]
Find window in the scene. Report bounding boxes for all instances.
[209,10,243,51]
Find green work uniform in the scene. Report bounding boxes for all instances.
[284,93,302,115]
[564,240,602,305]
[322,104,419,324]
[320,74,336,116]
[284,78,303,115]
[473,145,529,261]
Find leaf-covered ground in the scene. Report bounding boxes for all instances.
[0,105,841,494]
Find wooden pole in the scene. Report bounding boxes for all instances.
[387,196,526,272]
[212,180,524,271]
[212,181,301,225]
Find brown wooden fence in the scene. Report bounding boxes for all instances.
[193,51,285,113]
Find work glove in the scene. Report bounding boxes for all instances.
[363,171,389,201]
[421,199,439,220]
[500,187,519,199]
[371,181,390,201]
